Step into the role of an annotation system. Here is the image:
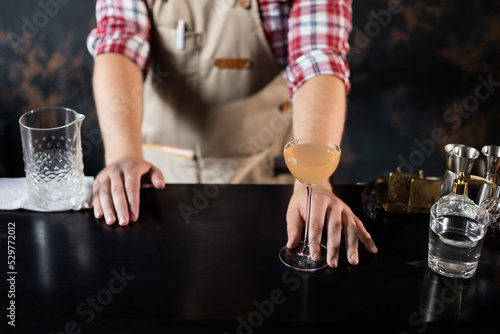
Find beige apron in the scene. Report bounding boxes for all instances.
[142,0,293,184]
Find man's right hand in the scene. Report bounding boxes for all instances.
[92,158,165,226]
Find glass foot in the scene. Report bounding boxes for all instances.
[279,242,328,272]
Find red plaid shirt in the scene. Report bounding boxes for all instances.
[87,0,352,95]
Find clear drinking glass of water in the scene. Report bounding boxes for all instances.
[428,200,490,279]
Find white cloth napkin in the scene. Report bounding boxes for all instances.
[0,177,94,212]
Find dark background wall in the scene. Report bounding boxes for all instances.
[1,0,499,183]
[342,0,500,183]
[0,0,101,178]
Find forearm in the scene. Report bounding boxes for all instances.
[92,53,145,165]
[291,75,346,145]
[291,75,347,191]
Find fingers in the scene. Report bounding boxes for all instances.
[150,165,165,189]
[92,179,104,220]
[326,206,342,268]
[342,210,360,266]
[124,169,141,223]
[92,159,164,226]
[339,200,378,256]
[307,193,327,262]
[286,198,303,249]
[286,189,377,269]
[93,176,117,226]
[356,219,378,254]
[331,200,378,266]
[101,165,130,226]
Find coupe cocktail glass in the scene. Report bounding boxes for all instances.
[279,138,341,271]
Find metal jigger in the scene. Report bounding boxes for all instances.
[441,144,479,196]
[480,181,500,239]
[442,144,460,196]
[476,145,500,205]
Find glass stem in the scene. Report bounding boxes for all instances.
[300,186,313,255]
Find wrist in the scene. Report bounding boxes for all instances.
[293,179,333,193]
[105,148,144,166]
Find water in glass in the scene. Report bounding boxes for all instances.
[428,215,486,278]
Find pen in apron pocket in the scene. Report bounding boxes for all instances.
[176,19,185,50]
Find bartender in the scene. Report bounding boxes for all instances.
[87,0,377,268]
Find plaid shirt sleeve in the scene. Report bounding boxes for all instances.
[286,0,352,95]
[86,0,151,71]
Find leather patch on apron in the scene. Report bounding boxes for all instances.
[238,0,251,9]
[214,58,252,69]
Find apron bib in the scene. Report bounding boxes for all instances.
[142,0,293,184]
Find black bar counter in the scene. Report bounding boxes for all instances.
[1,184,499,333]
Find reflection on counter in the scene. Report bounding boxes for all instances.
[402,270,475,333]
[30,212,95,294]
